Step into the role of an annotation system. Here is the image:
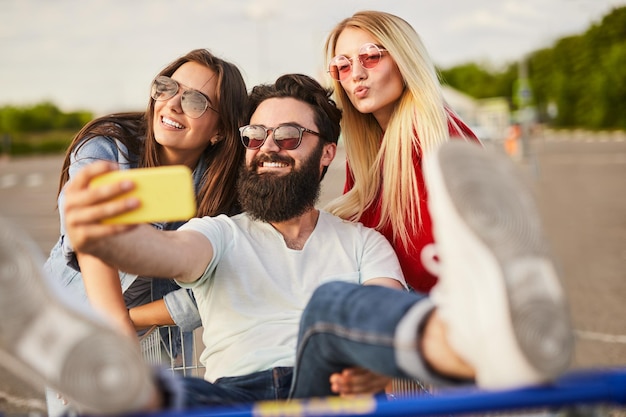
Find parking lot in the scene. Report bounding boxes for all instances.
[1,132,625,414]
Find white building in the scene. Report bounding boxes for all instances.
[442,85,510,141]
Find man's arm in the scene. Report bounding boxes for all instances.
[63,161,211,283]
[129,299,175,330]
[331,275,402,397]
[363,277,405,290]
[329,233,405,397]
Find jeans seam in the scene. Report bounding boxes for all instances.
[272,368,279,400]
[303,322,395,346]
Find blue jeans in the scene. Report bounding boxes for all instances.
[173,367,292,409]
[164,282,436,407]
[290,281,432,398]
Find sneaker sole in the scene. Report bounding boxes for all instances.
[0,218,154,415]
[430,141,574,384]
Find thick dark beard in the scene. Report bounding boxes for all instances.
[237,145,323,223]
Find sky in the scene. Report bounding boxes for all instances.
[1,0,624,116]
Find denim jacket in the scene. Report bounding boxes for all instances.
[43,136,202,334]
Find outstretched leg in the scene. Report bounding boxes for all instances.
[0,217,157,415]
[290,141,574,397]
[426,141,574,388]
[289,282,453,398]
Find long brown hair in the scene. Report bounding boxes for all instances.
[57,112,145,194]
[57,49,247,217]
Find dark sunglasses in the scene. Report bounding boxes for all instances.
[239,124,320,150]
[150,75,218,118]
[328,43,388,81]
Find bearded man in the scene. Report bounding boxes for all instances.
[1,74,405,414]
[0,74,571,415]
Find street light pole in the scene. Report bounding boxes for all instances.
[516,57,532,161]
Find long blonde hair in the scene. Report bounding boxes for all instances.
[324,10,459,249]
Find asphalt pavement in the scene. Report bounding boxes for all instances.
[0,132,625,415]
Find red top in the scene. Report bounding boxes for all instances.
[344,113,478,294]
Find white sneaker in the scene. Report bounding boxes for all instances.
[425,141,574,389]
[0,217,156,415]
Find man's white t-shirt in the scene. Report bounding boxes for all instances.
[178,210,406,382]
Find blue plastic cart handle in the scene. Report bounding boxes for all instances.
[133,367,626,417]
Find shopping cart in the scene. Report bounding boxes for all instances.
[139,324,431,397]
[139,324,205,378]
[135,367,626,417]
[138,325,626,416]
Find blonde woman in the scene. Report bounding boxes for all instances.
[324,10,479,294]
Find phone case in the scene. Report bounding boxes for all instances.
[89,165,197,224]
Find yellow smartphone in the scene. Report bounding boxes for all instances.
[89,165,197,224]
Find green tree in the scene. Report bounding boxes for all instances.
[440,6,626,130]
[439,63,501,98]
[0,102,92,134]
[0,102,93,155]
[527,6,626,129]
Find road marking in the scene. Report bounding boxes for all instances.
[576,329,626,344]
[25,173,43,187]
[542,135,626,143]
[0,390,46,412]
[0,174,18,188]
[0,173,44,188]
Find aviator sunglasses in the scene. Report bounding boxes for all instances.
[239,124,320,150]
[150,75,218,118]
[328,43,388,81]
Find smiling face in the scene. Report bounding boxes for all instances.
[237,97,336,222]
[152,61,221,166]
[334,27,405,131]
[244,97,334,178]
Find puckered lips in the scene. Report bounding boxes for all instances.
[353,85,369,99]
